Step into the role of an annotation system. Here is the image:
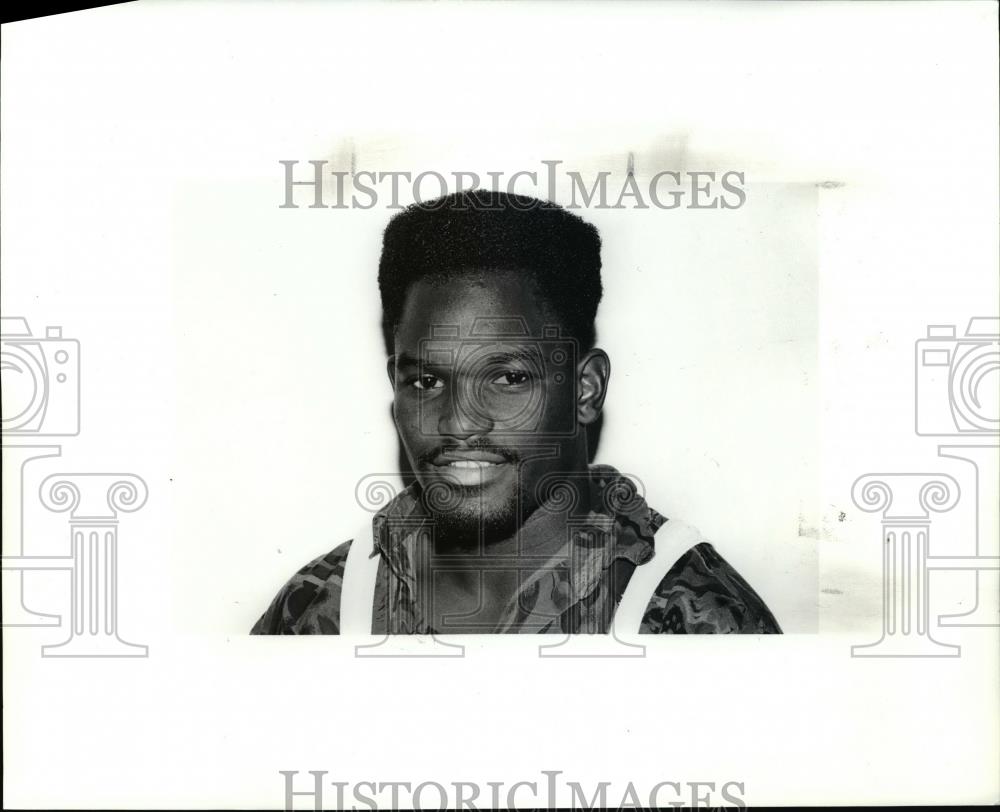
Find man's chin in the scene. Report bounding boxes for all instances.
[420,498,521,551]
[414,468,525,548]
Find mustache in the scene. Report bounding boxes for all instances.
[417,440,520,466]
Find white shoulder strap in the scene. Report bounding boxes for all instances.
[613,519,703,634]
[339,521,379,635]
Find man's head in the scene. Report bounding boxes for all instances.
[379,190,609,545]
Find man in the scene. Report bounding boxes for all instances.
[252,190,780,635]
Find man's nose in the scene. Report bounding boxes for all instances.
[436,384,495,439]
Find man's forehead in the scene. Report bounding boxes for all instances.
[400,319,567,353]
[409,320,551,367]
[394,274,558,345]
[425,317,534,340]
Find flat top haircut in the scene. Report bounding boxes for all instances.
[378,190,603,352]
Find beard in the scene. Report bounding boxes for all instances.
[412,441,527,551]
[411,441,569,552]
[420,472,526,554]
[418,481,523,552]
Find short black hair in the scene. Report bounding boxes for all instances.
[377,190,603,353]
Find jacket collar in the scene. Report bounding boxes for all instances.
[371,464,663,632]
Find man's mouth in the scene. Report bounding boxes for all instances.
[431,451,510,467]
[443,459,501,469]
[425,450,513,486]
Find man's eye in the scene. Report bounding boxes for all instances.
[492,371,530,386]
[412,374,443,390]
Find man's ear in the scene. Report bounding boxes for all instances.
[576,348,610,425]
[386,356,398,426]
[386,355,397,388]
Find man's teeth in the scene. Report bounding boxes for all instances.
[447,460,500,468]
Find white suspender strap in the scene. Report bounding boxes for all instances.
[613,519,703,634]
[339,521,379,635]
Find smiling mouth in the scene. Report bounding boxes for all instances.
[427,452,512,484]
[443,460,503,469]
[431,449,510,467]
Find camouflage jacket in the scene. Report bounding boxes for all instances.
[250,466,781,635]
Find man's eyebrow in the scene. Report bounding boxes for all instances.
[393,347,541,369]
[394,352,422,368]
[477,348,541,365]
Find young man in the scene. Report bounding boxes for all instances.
[252,191,780,635]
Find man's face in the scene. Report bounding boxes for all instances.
[389,271,590,545]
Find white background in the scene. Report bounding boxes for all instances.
[2,1,998,808]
